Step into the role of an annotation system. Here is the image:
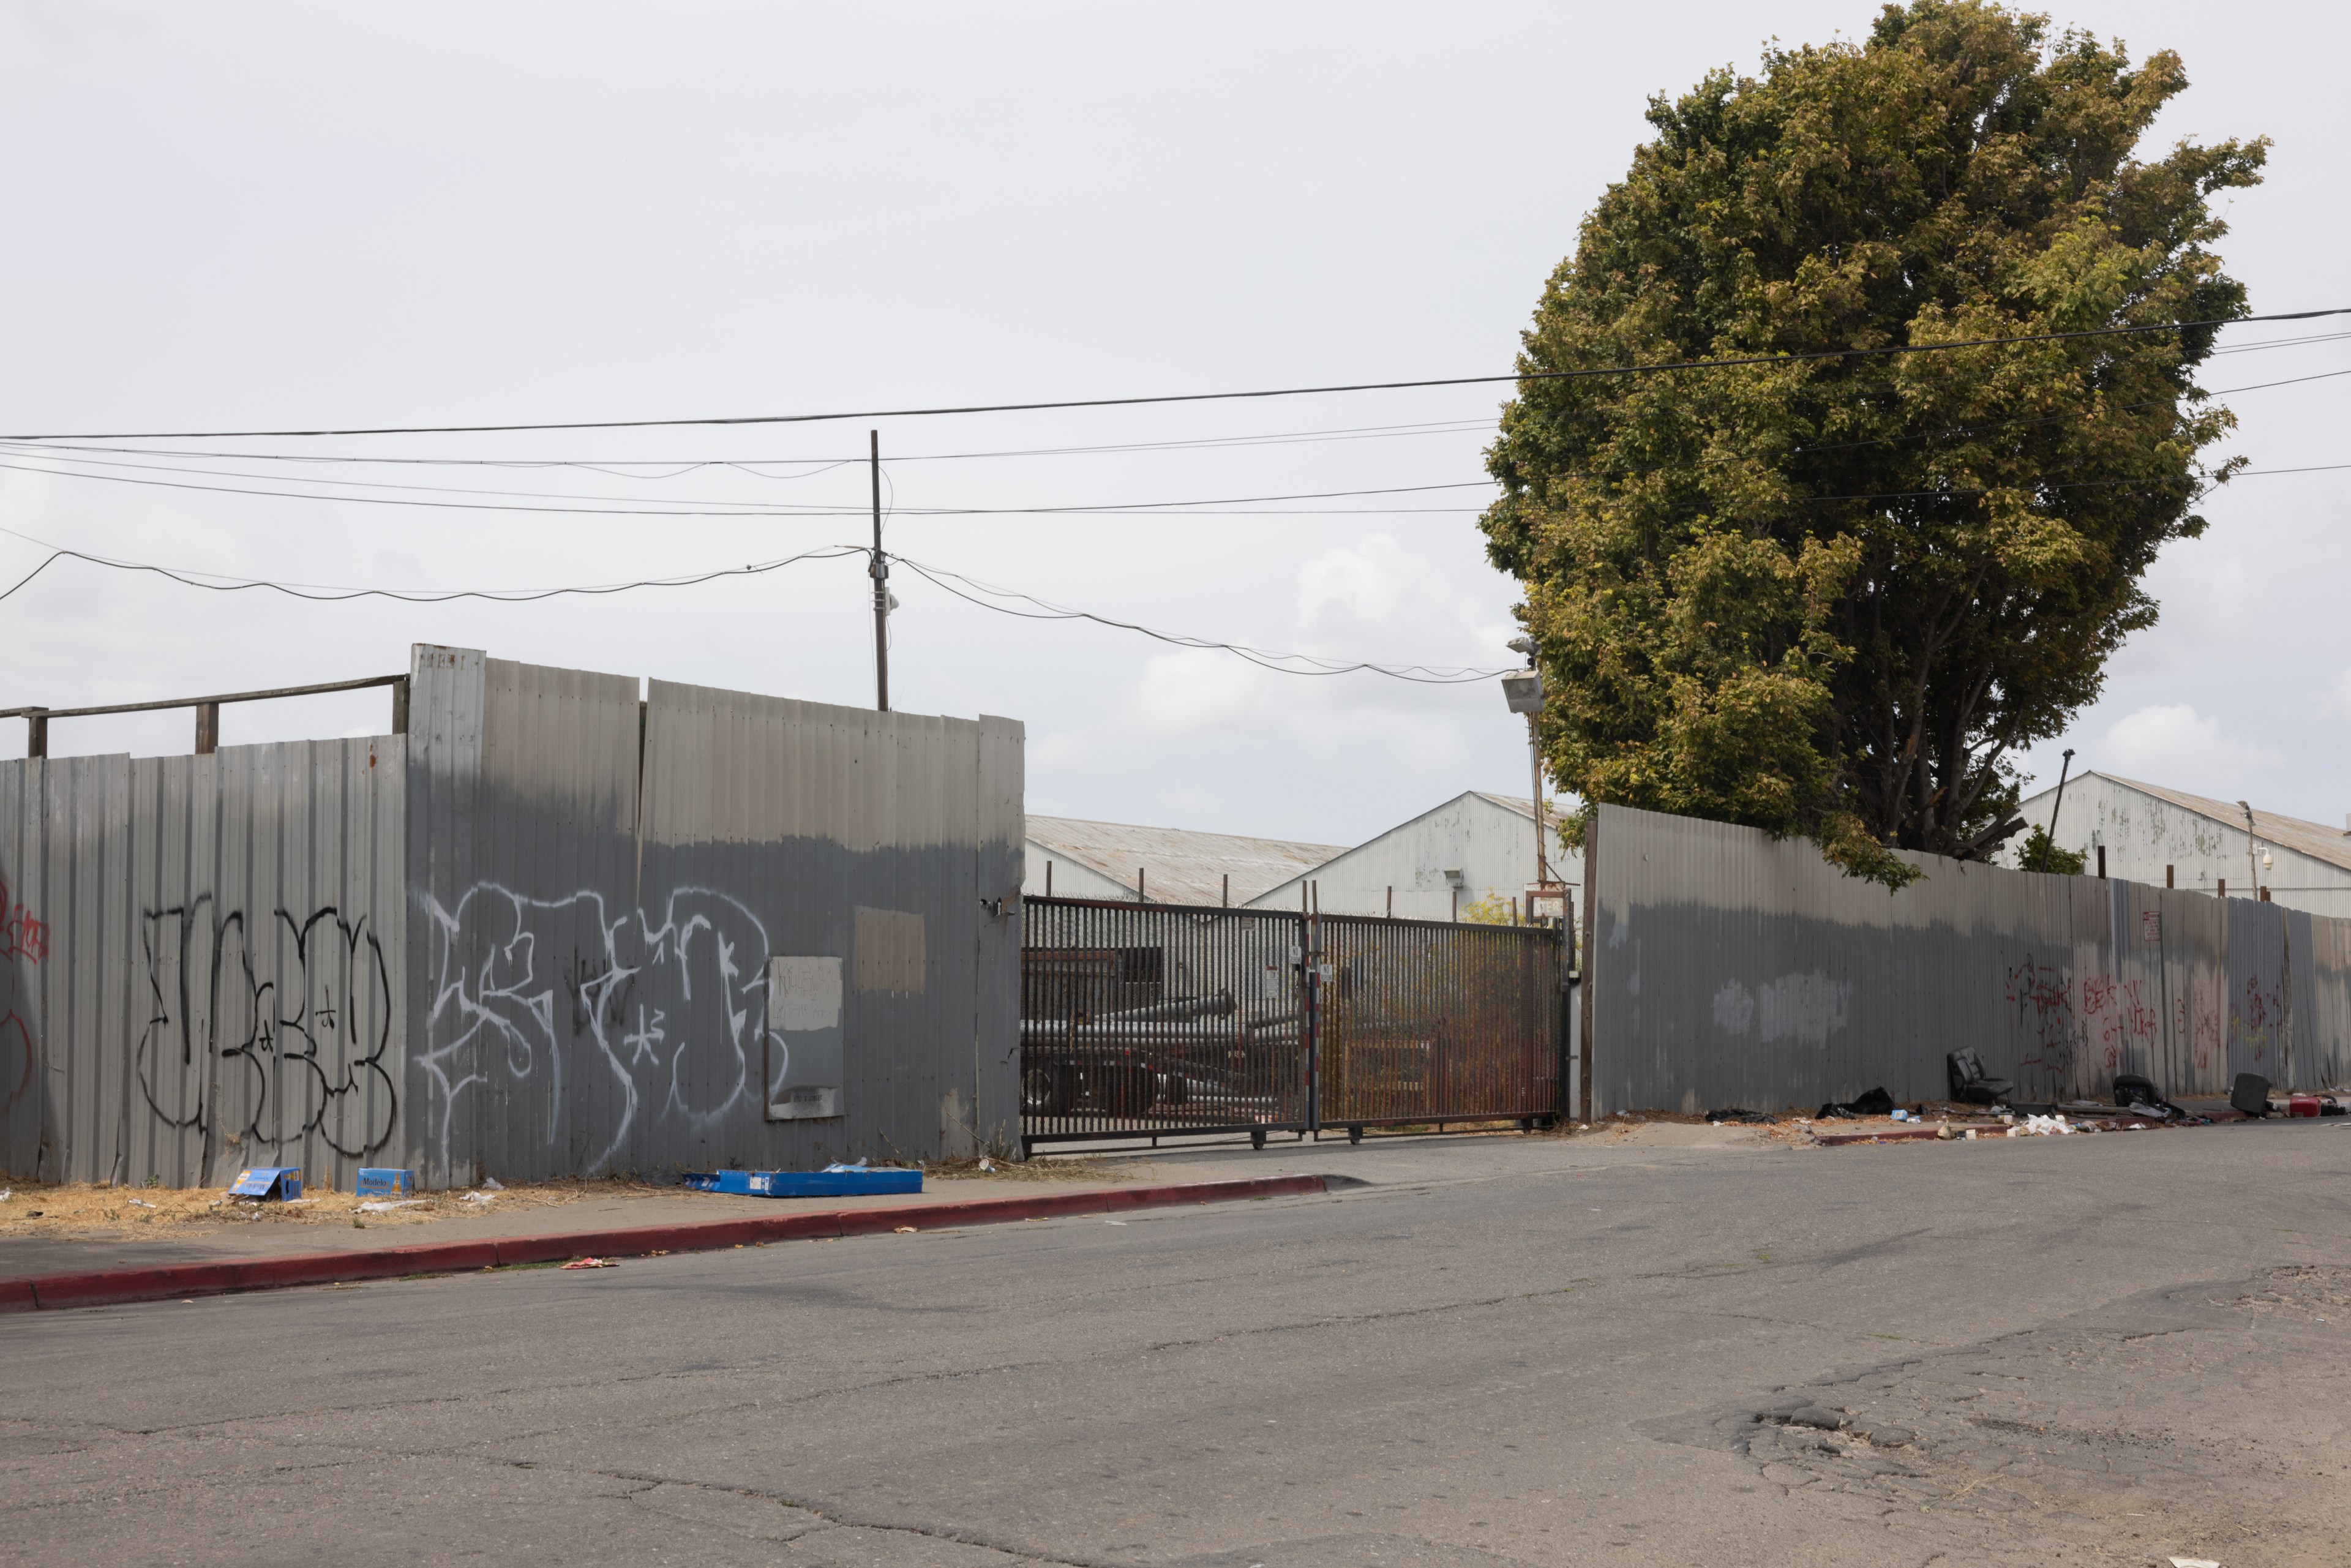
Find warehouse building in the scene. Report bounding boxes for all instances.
[2000,771,2351,918]
[1250,791,1572,923]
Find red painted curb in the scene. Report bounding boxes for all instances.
[28,1240,503,1311]
[12,1173,1335,1312]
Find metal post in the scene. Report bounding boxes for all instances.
[24,708,46,759]
[391,677,410,736]
[1221,872,1229,909]
[2047,747,2075,838]
[1303,909,1318,1134]
[871,429,889,712]
[194,702,220,756]
[2238,800,2258,901]
[1529,716,1548,887]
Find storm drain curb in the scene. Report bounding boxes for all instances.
[4,1173,1336,1312]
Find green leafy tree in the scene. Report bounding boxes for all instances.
[1480,0,2263,887]
[2013,823,2087,874]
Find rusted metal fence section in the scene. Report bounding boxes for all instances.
[1019,896,1566,1149]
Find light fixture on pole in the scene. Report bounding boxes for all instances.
[1502,638,1549,904]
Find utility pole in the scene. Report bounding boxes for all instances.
[2046,748,2075,838]
[870,429,889,711]
[1503,636,1549,911]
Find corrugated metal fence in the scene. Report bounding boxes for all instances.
[0,739,403,1188]
[1584,802,2351,1114]
[1,645,1024,1187]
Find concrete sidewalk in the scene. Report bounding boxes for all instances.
[0,1171,1149,1283]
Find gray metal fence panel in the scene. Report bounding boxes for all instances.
[1587,802,2351,1115]
[0,737,407,1188]
[408,653,1024,1185]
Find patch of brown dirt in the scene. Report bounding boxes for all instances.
[0,1176,667,1239]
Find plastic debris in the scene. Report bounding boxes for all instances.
[2168,1558,2220,1567]
[0,1188,11,1202]
[479,1176,505,1190]
[127,1197,157,1208]
[559,1256,615,1269]
[1104,1219,1127,1226]
[358,1199,424,1213]
[462,1191,497,1204]
[893,1225,917,1234]
[977,1157,997,1172]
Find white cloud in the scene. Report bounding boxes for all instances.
[2098,703,2282,793]
[1295,534,1502,664]
[2324,670,2351,724]
[1129,648,1272,737]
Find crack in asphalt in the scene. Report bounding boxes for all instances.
[599,1466,1105,1566]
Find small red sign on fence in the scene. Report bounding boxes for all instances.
[2141,910,2162,945]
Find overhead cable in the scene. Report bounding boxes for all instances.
[7,308,2345,441]
[890,557,1517,683]
[0,534,867,606]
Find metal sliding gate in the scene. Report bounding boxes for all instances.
[1019,896,1567,1150]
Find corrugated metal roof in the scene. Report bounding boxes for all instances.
[1024,816,1343,906]
[2087,773,2351,876]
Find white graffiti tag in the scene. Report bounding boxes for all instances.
[418,883,774,1176]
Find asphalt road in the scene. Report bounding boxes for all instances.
[7,1122,2350,1567]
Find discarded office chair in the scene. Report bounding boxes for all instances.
[2231,1071,2273,1118]
[1946,1048,2013,1106]
[2112,1073,2184,1120]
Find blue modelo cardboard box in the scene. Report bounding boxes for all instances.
[683,1166,921,1198]
[228,1166,302,1200]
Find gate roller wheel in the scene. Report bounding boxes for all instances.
[1250,1127,1267,1150]
[1348,1125,1363,1145]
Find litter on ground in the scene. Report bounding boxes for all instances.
[559,1256,615,1269]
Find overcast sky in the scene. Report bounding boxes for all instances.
[1,0,2343,847]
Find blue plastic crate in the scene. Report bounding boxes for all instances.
[681,1167,922,1198]
[228,1166,302,1200]
[354,1167,416,1198]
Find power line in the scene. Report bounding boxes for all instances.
[0,456,1500,518]
[4,358,2338,520]
[890,557,1515,683]
[0,527,1516,686]
[0,533,868,606]
[0,416,1501,470]
[8,308,2345,443]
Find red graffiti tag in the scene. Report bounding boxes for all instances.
[0,878,47,964]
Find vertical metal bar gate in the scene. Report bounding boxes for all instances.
[1019,896,1565,1149]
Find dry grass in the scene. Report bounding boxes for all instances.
[922,1153,1139,1184]
[0,1175,667,1240]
